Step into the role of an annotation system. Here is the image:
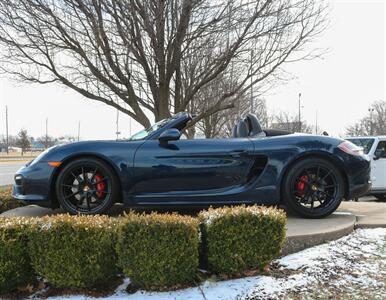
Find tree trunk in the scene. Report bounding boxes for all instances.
[155,83,171,121]
[186,126,196,139]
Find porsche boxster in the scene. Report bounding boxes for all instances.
[13,112,371,218]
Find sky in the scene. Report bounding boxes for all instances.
[0,0,385,140]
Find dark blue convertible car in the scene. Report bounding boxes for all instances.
[13,112,370,218]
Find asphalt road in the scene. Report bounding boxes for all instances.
[0,161,26,186]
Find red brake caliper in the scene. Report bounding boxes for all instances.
[296,175,308,197]
[94,174,106,198]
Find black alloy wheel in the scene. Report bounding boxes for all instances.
[55,158,118,215]
[283,158,344,218]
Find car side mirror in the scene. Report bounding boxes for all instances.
[159,128,181,144]
[374,149,385,160]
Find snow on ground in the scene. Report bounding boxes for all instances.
[28,228,386,300]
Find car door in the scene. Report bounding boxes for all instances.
[372,140,386,190]
[132,137,255,201]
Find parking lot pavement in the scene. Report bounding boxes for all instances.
[0,161,27,186]
[356,196,379,202]
[339,201,386,228]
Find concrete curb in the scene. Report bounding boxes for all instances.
[282,213,356,255]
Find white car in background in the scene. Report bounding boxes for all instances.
[346,136,386,200]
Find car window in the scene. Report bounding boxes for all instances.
[346,138,375,154]
[375,141,386,158]
[129,117,173,141]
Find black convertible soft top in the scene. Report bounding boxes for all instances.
[264,129,291,137]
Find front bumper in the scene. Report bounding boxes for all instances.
[12,184,48,202]
[12,162,55,207]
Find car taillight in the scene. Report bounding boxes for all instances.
[338,141,364,156]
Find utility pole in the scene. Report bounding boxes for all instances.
[5,106,9,154]
[315,110,318,134]
[368,108,375,135]
[77,121,80,141]
[298,93,302,132]
[115,109,121,140]
[45,118,48,149]
[250,49,254,113]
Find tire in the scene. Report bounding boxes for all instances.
[55,158,118,215]
[282,158,344,219]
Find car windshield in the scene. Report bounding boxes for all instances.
[128,117,173,141]
[346,138,375,154]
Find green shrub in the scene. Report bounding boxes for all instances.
[199,205,286,276]
[116,212,199,290]
[0,186,24,213]
[0,217,35,293]
[28,215,118,289]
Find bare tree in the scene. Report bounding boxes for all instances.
[1,134,18,147]
[346,100,386,136]
[0,0,327,129]
[195,93,268,138]
[269,111,313,133]
[16,129,30,155]
[37,135,56,148]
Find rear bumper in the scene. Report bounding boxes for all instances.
[347,181,371,199]
[345,156,371,200]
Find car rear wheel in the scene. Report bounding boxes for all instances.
[283,158,344,218]
[55,158,118,215]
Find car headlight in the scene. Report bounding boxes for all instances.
[14,174,23,185]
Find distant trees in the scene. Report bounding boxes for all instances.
[1,133,77,152]
[269,111,313,133]
[346,100,386,136]
[0,0,327,132]
[37,136,57,149]
[16,129,30,155]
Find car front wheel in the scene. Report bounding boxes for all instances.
[282,158,344,218]
[55,158,118,215]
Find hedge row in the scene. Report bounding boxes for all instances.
[0,187,24,213]
[0,205,286,294]
[0,218,35,293]
[28,215,119,289]
[199,206,286,275]
[116,213,199,289]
